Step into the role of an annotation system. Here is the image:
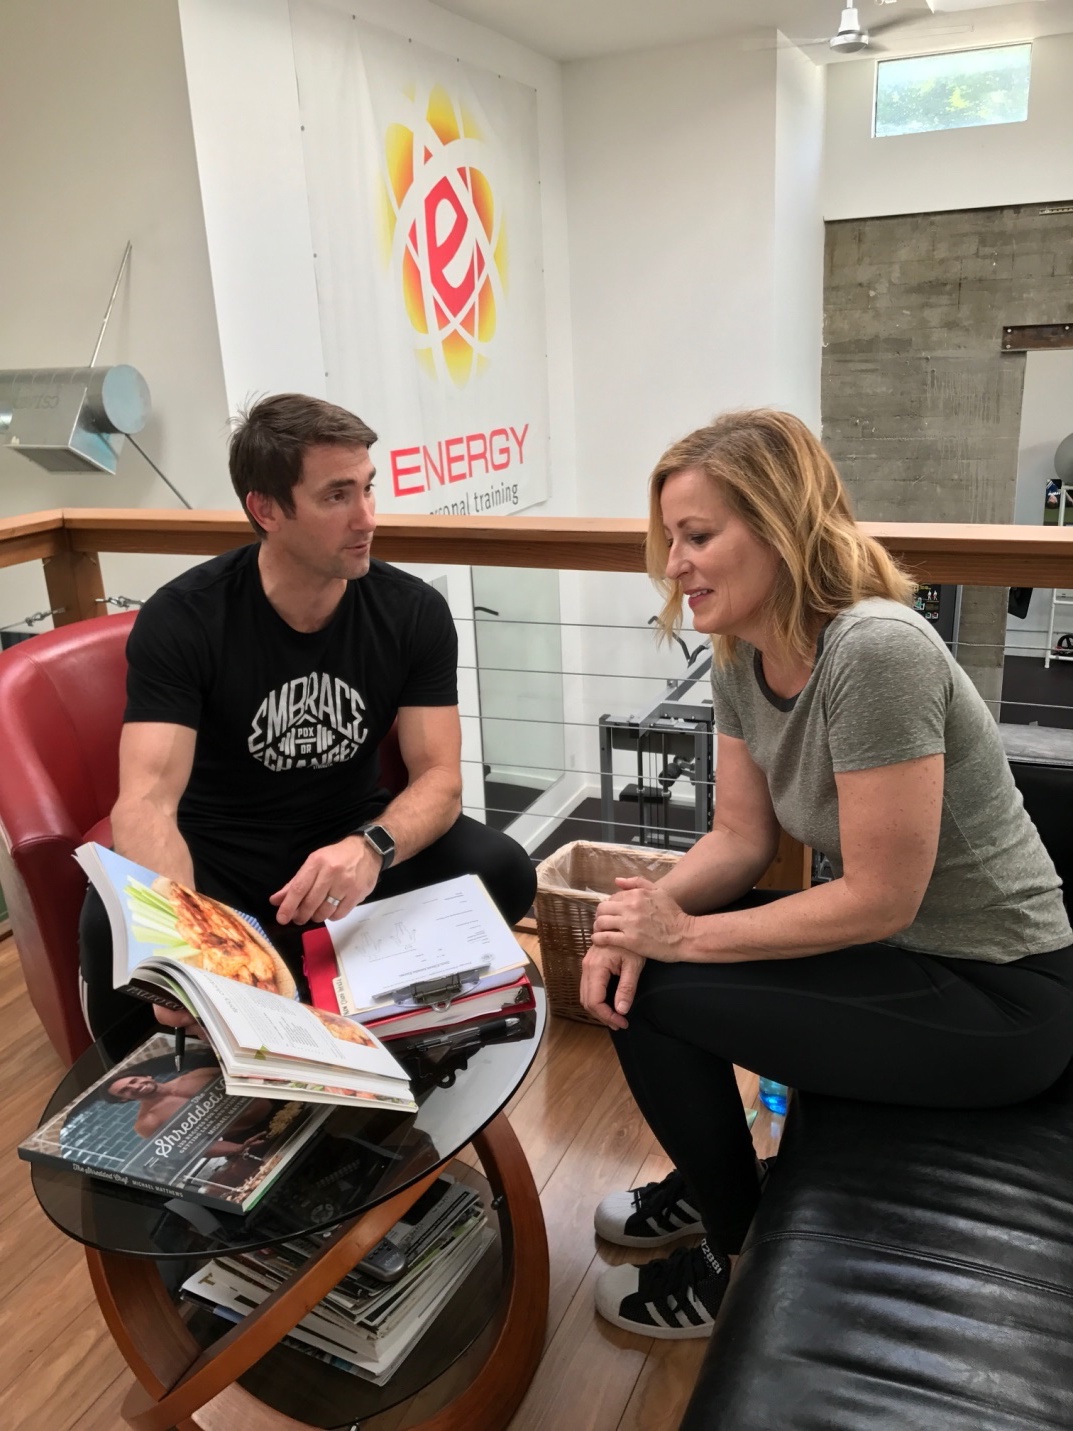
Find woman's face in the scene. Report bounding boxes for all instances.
[660,468,781,639]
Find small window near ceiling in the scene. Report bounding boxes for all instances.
[874,44,1031,138]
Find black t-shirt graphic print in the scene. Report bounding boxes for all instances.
[247,670,370,771]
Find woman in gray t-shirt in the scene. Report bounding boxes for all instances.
[582,408,1073,1344]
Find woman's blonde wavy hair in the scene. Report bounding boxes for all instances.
[647,409,915,666]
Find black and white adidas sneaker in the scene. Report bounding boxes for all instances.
[595,1240,729,1339]
[594,1161,775,1249]
[593,1169,703,1248]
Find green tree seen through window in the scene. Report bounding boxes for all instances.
[875,44,1031,138]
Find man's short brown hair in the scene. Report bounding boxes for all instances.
[229,394,378,537]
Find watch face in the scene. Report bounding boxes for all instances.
[363,825,395,862]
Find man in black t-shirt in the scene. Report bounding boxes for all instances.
[80,393,535,1037]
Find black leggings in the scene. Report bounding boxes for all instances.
[79,813,536,1040]
[610,890,1073,1255]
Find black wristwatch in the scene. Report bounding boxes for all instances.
[358,822,396,872]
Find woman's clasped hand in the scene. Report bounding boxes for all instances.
[581,877,697,1027]
[593,876,696,961]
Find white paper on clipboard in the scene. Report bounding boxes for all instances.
[326,874,524,1014]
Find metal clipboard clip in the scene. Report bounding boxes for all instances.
[373,967,487,1011]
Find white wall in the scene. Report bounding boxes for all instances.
[563,40,780,513]
[178,0,326,410]
[824,32,1073,219]
[562,37,827,803]
[0,0,231,628]
[773,43,826,429]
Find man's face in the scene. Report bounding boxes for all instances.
[110,1074,158,1101]
[263,444,377,582]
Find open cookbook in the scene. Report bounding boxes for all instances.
[76,843,415,1112]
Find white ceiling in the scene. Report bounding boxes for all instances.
[430,0,1073,64]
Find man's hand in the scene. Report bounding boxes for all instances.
[270,834,382,926]
[153,1005,203,1035]
[591,877,696,963]
[579,944,647,1030]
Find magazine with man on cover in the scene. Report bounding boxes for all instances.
[19,1034,331,1213]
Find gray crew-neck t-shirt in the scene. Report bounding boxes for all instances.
[710,597,1071,962]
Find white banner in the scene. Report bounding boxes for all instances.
[292,3,551,517]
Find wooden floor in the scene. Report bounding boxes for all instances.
[0,932,782,1431]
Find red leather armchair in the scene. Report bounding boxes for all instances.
[0,612,136,1065]
[0,612,408,1067]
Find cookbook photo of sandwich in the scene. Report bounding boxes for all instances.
[123,870,298,999]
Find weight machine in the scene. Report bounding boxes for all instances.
[598,651,713,851]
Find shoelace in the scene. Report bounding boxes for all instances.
[632,1169,692,1218]
[639,1240,724,1307]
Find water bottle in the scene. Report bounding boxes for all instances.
[758,1077,789,1116]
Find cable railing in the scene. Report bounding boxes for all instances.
[5,509,1073,892]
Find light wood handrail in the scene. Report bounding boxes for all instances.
[4,510,1073,616]
[3,511,1067,1021]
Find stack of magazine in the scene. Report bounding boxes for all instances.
[180,1174,492,1384]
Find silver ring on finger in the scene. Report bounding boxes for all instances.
[325,895,342,908]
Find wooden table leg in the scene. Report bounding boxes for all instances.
[90,1166,442,1431]
[90,1112,548,1431]
[403,1113,549,1431]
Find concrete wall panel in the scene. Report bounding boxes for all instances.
[822,201,1073,709]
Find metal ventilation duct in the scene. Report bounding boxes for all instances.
[0,365,151,475]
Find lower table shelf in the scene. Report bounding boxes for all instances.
[87,1114,548,1431]
[180,1166,504,1429]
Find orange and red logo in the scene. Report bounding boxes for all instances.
[379,86,507,386]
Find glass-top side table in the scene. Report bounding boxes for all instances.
[30,979,549,1431]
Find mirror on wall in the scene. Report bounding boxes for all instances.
[1004,351,1073,674]
[471,566,565,831]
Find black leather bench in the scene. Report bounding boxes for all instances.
[681,752,1073,1430]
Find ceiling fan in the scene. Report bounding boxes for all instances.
[765,3,972,56]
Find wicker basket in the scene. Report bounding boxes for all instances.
[533,840,682,1023]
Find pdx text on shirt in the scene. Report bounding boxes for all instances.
[248,672,368,771]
